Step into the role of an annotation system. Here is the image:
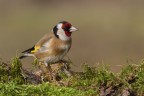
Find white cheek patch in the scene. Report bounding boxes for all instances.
[56,23,70,41]
[57,23,63,29]
[57,30,70,41]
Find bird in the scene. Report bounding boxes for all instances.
[19,21,78,79]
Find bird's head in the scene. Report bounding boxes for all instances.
[53,21,78,40]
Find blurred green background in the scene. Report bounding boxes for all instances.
[0,0,144,72]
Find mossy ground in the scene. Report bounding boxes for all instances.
[0,57,144,96]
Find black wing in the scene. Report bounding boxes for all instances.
[19,46,35,59]
[22,46,35,53]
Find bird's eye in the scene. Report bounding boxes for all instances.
[63,26,70,31]
[63,27,66,29]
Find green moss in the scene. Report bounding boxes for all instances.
[0,57,144,95]
[10,57,25,84]
[0,82,95,96]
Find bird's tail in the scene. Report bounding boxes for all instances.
[19,53,34,59]
[19,55,27,59]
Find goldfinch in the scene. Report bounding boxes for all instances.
[19,21,78,78]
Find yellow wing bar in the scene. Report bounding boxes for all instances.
[31,46,40,53]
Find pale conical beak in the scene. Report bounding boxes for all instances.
[70,26,78,32]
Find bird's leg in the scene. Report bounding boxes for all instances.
[59,60,72,77]
[44,62,53,81]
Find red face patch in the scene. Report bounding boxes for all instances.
[64,23,71,28]
[62,22,72,37]
[62,22,72,30]
[65,31,72,37]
